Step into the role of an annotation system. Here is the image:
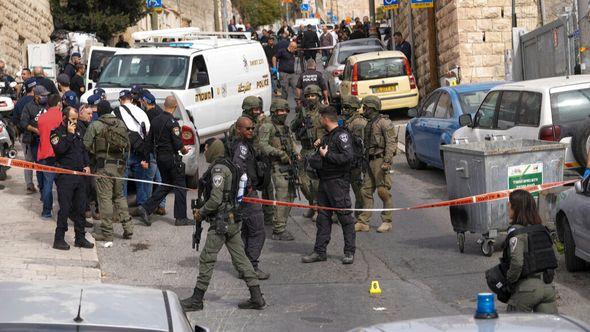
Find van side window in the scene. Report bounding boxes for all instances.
[475,91,499,129]
[517,92,541,126]
[189,55,209,89]
[434,92,453,119]
[497,91,520,130]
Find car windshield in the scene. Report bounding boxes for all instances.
[550,87,590,124]
[337,47,382,63]
[98,54,189,90]
[357,57,406,80]
[458,90,490,114]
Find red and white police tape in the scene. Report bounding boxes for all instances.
[0,156,578,212]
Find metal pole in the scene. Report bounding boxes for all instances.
[221,0,228,32]
[407,5,415,71]
[369,0,376,24]
[539,0,546,26]
[150,11,158,31]
[511,0,517,27]
[389,9,394,49]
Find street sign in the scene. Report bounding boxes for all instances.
[310,12,315,18]
[146,0,162,8]
[300,3,310,11]
[411,0,433,8]
[508,163,543,199]
[383,0,399,10]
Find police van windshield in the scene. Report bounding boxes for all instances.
[98,54,189,90]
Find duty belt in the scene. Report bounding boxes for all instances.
[368,153,384,160]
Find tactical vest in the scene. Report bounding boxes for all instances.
[501,224,558,279]
[294,108,322,150]
[199,158,240,208]
[364,115,390,156]
[271,123,296,161]
[318,127,352,178]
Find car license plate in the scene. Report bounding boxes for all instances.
[374,85,396,93]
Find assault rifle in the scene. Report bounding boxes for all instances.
[274,124,301,199]
[190,197,204,251]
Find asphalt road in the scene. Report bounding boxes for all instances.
[96,115,590,332]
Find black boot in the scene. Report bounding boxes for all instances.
[75,236,95,249]
[52,233,70,251]
[238,285,266,310]
[180,288,205,312]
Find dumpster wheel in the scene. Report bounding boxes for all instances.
[481,239,494,257]
[457,232,465,253]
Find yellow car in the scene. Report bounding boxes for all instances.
[339,51,419,112]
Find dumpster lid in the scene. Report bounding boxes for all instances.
[441,139,567,156]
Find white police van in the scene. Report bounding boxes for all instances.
[81,28,272,140]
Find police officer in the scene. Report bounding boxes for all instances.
[302,107,356,264]
[341,96,367,216]
[140,90,164,121]
[50,106,94,250]
[84,100,133,241]
[356,96,397,233]
[291,84,325,221]
[181,138,266,312]
[230,116,270,280]
[258,99,300,241]
[295,59,329,105]
[137,96,194,226]
[20,85,48,194]
[500,190,558,313]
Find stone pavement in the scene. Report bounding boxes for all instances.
[0,166,101,283]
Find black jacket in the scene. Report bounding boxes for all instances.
[144,112,184,159]
[316,126,353,179]
[50,123,89,171]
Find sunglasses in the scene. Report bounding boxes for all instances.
[240,126,255,131]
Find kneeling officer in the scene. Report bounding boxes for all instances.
[181,138,266,312]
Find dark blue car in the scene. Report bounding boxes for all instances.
[405,82,503,169]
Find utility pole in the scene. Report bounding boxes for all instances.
[368,0,378,38]
[214,0,221,32]
[427,5,439,91]
[221,0,228,32]
[150,11,158,31]
[511,0,517,28]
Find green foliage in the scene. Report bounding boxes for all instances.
[231,0,282,27]
[49,0,147,42]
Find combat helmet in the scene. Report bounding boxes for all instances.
[341,95,361,109]
[303,84,322,97]
[362,95,382,111]
[242,95,263,111]
[270,98,290,113]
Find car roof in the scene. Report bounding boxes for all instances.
[338,38,383,48]
[351,314,590,332]
[348,50,406,62]
[491,75,590,93]
[115,38,256,55]
[0,281,172,331]
[445,81,506,94]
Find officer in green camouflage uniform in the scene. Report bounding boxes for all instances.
[181,138,266,312]
[258,99,300,241]
[356,96,398,233]
[341,95,367,217]
[291,84,326,221]
[229,96,275,226]
[83,102,133,241]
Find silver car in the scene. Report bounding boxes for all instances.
[0,281,208,331]
[322,38,384,104]
[556,180,590,272]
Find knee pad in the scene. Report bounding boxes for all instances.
[377,187,391,201]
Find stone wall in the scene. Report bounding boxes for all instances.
[0,0,53,73]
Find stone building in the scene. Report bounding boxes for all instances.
[0,0,53,73]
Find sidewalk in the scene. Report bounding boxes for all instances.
[0,166,101,283]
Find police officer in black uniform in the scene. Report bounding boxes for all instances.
[50,106,94,250]
[295,59,328,106]
[302,106,356,264]
[137,96,194,226]
[230,116,270,280]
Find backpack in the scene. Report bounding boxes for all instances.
[344,126,365,169]
[98,117,129,154]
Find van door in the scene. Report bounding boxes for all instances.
[86,46,118,91]
[184,54,214,136]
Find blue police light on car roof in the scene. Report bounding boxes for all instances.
[169,42,193,48]
[474,293,498,319]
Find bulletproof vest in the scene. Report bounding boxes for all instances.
[502,224,558,279]
[318,127,351,177]
[300,70,321,89]
[272,123,295,156]
[364,115,389,155]
[295,108,322,150]
[229,139,258,187]
[199,158,240,207]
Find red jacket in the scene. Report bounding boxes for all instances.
[37,106,63,161]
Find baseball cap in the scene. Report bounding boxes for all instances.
[119,89,132,99]
[33,85,49,96]
[62,91,79,108]
[57,73,70,86]
[93,88,106,97]
[24,78,37,92]
[87,93,100,105]
[141,90,156,104]
[131,84,143,95]
[71,52,81,58]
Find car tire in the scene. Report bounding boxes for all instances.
[405,135,426,170]
[562,218,587,272]
[571,120,590,168]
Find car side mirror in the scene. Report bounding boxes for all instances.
[407,108,417,118]
[459,114,472,127]
[575,180,584,194]
[195,324,209,332]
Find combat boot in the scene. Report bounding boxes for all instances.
[123,231,133,240]
[180,288,205,312]
[237,285,266,310]
[301,252,327,263]
[355,223,370,232]
[74,237,95,249]
[377,222,392,233]
[255,267,270,280]
[175,218,196,226]
[91,232,113,242]
[135,206,151,226]
[52,233,70,251]
[272,230,294,241]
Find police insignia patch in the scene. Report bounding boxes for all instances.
[509,237,518,253]
[173,127,180,136]
[212,174,224,187]
[50,135,59,145]
[240,145,248,155]
[339,133,348,143]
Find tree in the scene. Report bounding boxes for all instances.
[49,0,147,42]
[231,0,282,28]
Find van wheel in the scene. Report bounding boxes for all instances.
[571,120,590,169]
[563,218,587,272]
[405,135,426,170]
